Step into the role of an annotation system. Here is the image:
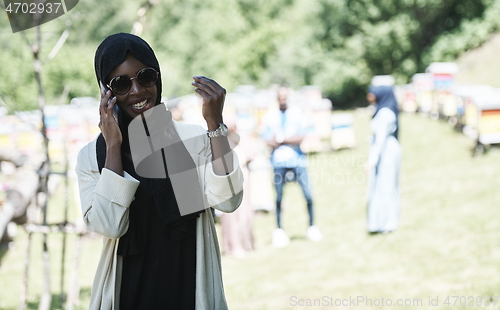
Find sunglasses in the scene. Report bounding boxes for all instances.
[107,67,159,95]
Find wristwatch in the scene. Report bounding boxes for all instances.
[207,123,229,138]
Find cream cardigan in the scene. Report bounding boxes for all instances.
[76,121,244,310]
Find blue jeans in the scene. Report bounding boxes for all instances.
[273,167,313,228]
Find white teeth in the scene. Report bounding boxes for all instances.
[132,99,147,110]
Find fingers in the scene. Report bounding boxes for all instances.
[192,76,226,124]
[192,76,226,97]
[99,90,111,112]
[99,90,116,116]
[106,96,117,114]
[99,90,118,134]
[192,76,217,92]
[193,85,210,99]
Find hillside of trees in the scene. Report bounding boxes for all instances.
[1,0,499,111]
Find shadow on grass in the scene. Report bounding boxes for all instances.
[27,294,63,310]
[0,242,9,265]
[26,287,92,310]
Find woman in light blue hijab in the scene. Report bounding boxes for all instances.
[366,85,402,234]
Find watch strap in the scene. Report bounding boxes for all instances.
[207,123,227,138]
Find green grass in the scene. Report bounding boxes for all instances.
[0,179,101,310]
[1,111,499,310]
[222,111,500,310]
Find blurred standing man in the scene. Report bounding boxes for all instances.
[261,87,322,247]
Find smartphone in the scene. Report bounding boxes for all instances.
[100,80,120,124]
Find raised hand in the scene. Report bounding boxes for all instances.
[191,76,225,131]
[191,76,233,175]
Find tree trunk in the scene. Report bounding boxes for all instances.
[66,234,84,310]
[31,20,52,310]
[17,232,32,310]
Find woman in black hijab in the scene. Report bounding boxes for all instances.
[76,33,244,310]
[365,85,401,234]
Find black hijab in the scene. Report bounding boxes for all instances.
[94,33,201,253]
[94,32,162,105]
[369,85,399,139]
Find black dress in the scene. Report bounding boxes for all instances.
[118,186,198,310]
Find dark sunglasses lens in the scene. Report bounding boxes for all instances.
[111,76,132,95]
[138,68,158,87]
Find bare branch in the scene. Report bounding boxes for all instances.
[48,29,70,60]
[131,0,160,36]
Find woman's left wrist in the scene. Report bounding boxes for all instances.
[206,118,223,131]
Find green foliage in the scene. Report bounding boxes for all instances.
[309,0,489,107]
[43,46,96,100]
[427,0,500,62]
[0,34,38,111]
[0,0,496,111]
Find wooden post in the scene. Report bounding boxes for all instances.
[18,190,41,310]
[66,233,84,310]
[38,164,51,310]
[59,139,70,308]
[17,232,31,310]
[30,18,52,310]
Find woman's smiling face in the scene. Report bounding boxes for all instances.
[107,54,158,119]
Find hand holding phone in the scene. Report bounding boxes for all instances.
[100,81,120,124]
[98,80,122,146]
